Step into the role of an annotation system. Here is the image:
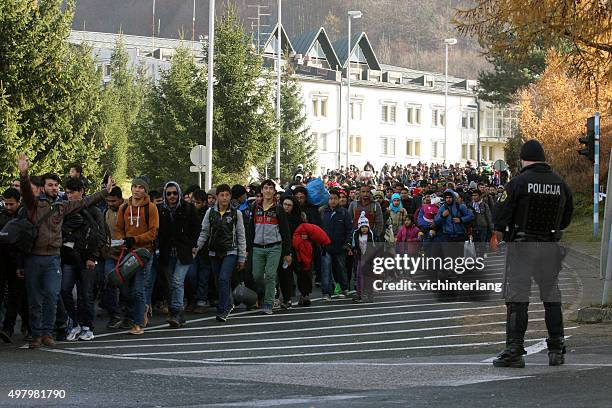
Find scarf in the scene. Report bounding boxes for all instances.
[389,193,403,214]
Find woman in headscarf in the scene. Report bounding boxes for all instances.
[387,193,407,236]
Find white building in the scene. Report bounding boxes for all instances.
[69,27,518,176]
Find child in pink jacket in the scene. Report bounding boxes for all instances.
[395,216,422,255]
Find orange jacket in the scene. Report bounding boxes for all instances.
[114,195,159,251]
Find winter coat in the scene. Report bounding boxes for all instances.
[319,205,352,254]
[434,190,474,238]
[292,223,331,273]
[158,200,200,266]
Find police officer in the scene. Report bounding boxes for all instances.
[493,140,573,368]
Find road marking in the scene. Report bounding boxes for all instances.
[116,329,569,357]
[204,395,367,407]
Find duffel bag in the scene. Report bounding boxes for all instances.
[232,283,257,308]
[107,248,152,286]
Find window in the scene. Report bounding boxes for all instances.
[424,75,435,87]
[350,100,363,120]
[407,105,422,125]
[317,133,327,151]
[349,135,362,153]
[431,141,445,158]
[489,146,494,161]
[462,111,477,129]
[484,108,519,138]
[104,64,111,77]
[381,136,396,156]
[406,140,421,157]
[312,96,328,118]
[469,145,475,160]
[381,103,397,124]
[432,108,444,127]
[461,144,467,160]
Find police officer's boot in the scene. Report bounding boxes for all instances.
[544,302,565,366]
[546,338,566,366]
[493,302,528,368]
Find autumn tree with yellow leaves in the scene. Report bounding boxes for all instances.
[518,52,611,193]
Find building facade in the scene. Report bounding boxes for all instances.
[69,27,517,176]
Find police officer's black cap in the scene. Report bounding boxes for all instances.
[520,140,546,162]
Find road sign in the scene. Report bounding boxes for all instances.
[493,160,507,171]
[190,165,206,173]
[190,145,207,166]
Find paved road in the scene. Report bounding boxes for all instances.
[1,253,611,407]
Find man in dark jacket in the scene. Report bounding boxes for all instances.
[319,191,352,300]
[190,189,213,314]
[0,188,26,343]
[157,181,200,327]
[59,178,107,342]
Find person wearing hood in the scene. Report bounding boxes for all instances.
[114,177,159,335]
[351,212,381,303]
[434,188,474,242]
[388,193,408,237]
[157,181,200,327]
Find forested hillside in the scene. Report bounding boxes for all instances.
[72,0,487,78]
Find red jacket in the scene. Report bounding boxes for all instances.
[292,223,331,272]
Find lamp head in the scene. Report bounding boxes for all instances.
[444,38,457,45]
[348,10,362,19]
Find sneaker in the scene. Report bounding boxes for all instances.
[78,327,95,341]
[315,281,321,287]
[302,296,311,307]
[339,290,349,298]
[106,316,123,329]
[41,335,56,347]
[352,295,363,303]
[167,313,180,328]
[280,300,292,310]
[66,326,82,342]
[193,301,208,314]
[323,294,332,301]
[334,283,342,295]
[0,330,12,344]
[261,304,273,315]
[273,298,281,310]
[298,296,305,306]
[120,318,134,330]
[178,311,187,327]
[29,337,42,349]
[128,325,144,335]
[216,305,234,322]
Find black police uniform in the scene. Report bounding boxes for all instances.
[493,162,573,367]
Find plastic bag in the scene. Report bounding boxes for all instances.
[490,233,499,252]
[464,236,476,260]
[305,178,330,207]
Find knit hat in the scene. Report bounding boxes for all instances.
[520,139,546,162]
[357,211,370,228]
[131,177,149,193]
[468,181,478,190]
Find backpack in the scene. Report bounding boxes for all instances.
[75,208,106,257]
[0,204,59,253]
[208,207,238,255]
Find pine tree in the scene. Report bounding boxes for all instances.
[267,62,316,182]
[210,4,276,184]
[134,46,206,188]
[0,0,105,185]
[98,36,146,182]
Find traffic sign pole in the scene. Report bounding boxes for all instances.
[594,112,600,236]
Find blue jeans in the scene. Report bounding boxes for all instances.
[321,252,348,295]
[145,250,159,306]
[210,255,237,314]
[165,257,191,312]
[60,263,96,328]
[24,255,62,338]
[128,256,153,326]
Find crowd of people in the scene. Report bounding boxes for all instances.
[0,155,509,348]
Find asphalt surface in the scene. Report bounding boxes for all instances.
[1,252,611,408]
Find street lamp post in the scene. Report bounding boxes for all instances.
[346,10,362,169]
[205,0,215,191]
[275,0,282,180]
[444,38,457,164]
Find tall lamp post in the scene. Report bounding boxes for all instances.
[275,0,282,180]
[443,38,457,163]
[205,0,215,191]
[346,10,362,168]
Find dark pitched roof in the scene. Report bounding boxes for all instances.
[291,27,341,71]
[257,23,294,55]
[332,32,381,71]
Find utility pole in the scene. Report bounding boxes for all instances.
[275,0,282,180]
[205,0,215,191]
